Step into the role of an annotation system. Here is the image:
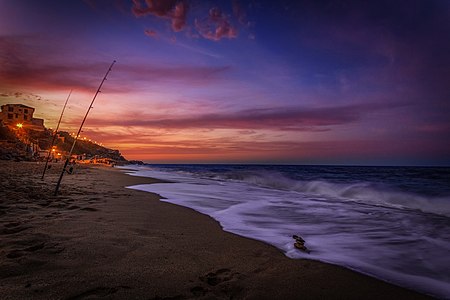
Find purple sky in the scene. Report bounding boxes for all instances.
[1,0,449,165]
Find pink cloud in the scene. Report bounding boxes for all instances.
[131,0,188,32]
[195,7,237,41]
[171,1,187,31]
[130,1,242,41]
[144,29,158,38]
[232,0,248,25]
[76,102,401,131]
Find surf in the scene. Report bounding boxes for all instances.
[122,164,450,298]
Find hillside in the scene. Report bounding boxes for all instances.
[56,131,127,161]
[0,126,127,162]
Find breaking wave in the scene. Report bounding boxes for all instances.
[122,165,450,298]
[211,170,450,217]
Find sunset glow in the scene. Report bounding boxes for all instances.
[1,0,449,165]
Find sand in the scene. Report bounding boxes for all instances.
[0,160,434,299]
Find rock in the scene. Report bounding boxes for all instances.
[293,235,305,243]
[293,234,310,253]
[294,242,310,253]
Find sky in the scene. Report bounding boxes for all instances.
[0,0,449,165]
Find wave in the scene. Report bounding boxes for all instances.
[124,165,450,218]
[124,166,450,298]
[208,170,450,217]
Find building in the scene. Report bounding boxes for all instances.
[0,104,45,131]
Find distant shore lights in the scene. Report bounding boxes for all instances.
[69,132,104,146]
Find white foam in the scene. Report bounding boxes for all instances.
[125,167,450,299]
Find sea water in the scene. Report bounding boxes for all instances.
[122,164,450,298]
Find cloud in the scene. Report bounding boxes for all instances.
[117,64,230,81]
[144,29,158,38]
[132,0,188,32]
[0,36,109,92]
[78,102,398,131]
[171,0,188,31]
[195,7,238,41]
[232,0,247,25]
[130,1,242,41]
[111,63,232,90]
[0,36,232,92]
[0,91,43,101]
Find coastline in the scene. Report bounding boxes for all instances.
[0,161,434,299]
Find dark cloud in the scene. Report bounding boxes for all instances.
[195,7,237,41]
[171,0,188,31]
[130,0,244,41]
[232,0,247,25]
[0,92,43,101]
[80,102,401,131]
[132,0,188,32]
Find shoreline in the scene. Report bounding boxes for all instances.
[0,161,434,299]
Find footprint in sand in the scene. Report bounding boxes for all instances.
[66,286,131,300]
[196,269,244,299]
[190,286,208,297]
[67,205,80,210]
[2,224,31,235]
[81,207,98,212]
[4,221,22,228]
[23,242,45,252]
[5,233,65,261]
[200,268,241,286]
[6,245,42,259]
[37,200,53,207]
[43,242,65,254]
[6,250,24,259]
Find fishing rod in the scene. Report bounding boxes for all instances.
[41,89,72,180]
[54,60,116,196]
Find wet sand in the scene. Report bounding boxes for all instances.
[0,160,434,299]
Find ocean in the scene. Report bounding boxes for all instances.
[122,164,450,299]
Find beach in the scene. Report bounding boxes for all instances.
[0,161,434,300]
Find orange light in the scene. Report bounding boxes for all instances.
[16,123,23,128]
